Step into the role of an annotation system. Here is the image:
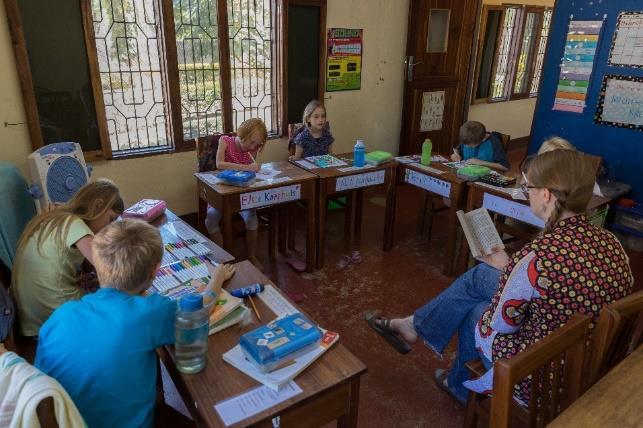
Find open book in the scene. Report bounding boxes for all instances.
[223,328,339,391]
[457,208,504,259]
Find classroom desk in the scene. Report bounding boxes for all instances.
[160,260,368,428]
[549,345,643,428]
[154,209,235,265]
[292,153,398,269]
[392,161,467,275]
[455,181,612,274]
[196,161,318,272]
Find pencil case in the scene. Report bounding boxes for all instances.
[365,150,393,165]
[457,165,491,181]
[216,170,256,187]
[122,199,166,222]
[239,313,323,372]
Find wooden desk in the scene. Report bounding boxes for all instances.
[154,209,235,265]
[455,181,612,274]
[549,345,643,428]
[293,153,397,269]
[393,161,467,275]
[160,260,367,427]
[197,161,318,272]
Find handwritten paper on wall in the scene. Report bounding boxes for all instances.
[420,91,445,132]
[595,75,643,131]
[553,20,604,114]
[608,12,643,67]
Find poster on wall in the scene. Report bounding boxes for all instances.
[420,91,445,131]
[326,28,363,92]
[552,19,604,114]
[608,12,643,67]
[595,75,643,131]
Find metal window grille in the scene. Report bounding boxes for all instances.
[490,7,519,100]
[91,0,172,156]
[530,9,552,96]
[513,12,539,95]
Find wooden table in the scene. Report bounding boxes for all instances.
[196,161,318,272]
[292,153,398,269]
[455,181,612,274]
[160,260,367,427]
[154,209,235,265]
[549,345,643,428]
[392,161,467,275]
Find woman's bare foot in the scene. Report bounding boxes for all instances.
[389,317,418,345]
[249,256,264,272]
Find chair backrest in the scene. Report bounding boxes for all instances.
[586,289,643,389]
[491,314,590,428]
[196,133,235,173]
[287,123,305,157]
[491,131,511,152]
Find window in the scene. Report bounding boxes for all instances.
[89,0,280,157]
[473,5,552,103]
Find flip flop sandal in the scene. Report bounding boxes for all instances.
[434,368,467,405]
[350,250,362,265]
[336,255,351,269]
[364,311,411,355]
[285,257,306,273]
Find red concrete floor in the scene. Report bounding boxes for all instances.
[160,147,641,427]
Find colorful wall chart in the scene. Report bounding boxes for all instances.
[553,19,604,114]
[608,12,643,67]
[595,75,643,130]
[326,28,363,92]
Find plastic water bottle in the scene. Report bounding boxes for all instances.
[421,138,432,165]
[354,139,366,167]
[175,294,209,374]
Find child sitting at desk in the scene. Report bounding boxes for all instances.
[292,100,334,160]
[450,121,509,171]
[207,117,267,270]
[35,219,234,428]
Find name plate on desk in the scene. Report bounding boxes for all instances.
[404,169,451,197]
[483,193,545,227]
[240,184,301,209]
[335,170,385,192]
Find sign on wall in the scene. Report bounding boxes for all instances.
[608,12,643,67]
[326,28,363,92]
[420,91,445,131]
[595,75,643,131]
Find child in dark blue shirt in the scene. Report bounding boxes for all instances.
[451,121,509,171]
[293,100,334,159]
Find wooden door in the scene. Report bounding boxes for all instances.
[399,0,480,155]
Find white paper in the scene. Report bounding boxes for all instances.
[337,165,373,172]
[335,170,386,191]
[214,381,302,426]
[256,166,282,181]
[420,91,445,131]
[250,176,292,188]
[168,220,208,243]
[240,184,301,209]
[394,156,418,164]
[294,159,317,170]
[482,193,544,228]
[404,169,451,197]
[305,155,348,168]
[195,172,220,187]
[474,182,527,200]
[609,13,643,67]
[258,285,299,316]
[432,155,449,163]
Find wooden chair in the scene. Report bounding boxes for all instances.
[195,134,277,260]
[493,131,511,153]
[465,314,590,428]
[287,123,305,158]
[585,289,643,390]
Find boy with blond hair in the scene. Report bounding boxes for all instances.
[451,121,509,171]
[35,219,233,428]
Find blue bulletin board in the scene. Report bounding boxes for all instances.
[530,0,643,199]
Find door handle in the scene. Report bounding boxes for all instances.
[406,56,423,82]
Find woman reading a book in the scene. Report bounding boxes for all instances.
[365,150,633,405]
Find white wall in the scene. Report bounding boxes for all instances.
[0,0,409,215]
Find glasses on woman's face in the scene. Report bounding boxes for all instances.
[520,172,537,196]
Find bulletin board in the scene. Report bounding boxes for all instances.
[529,0,643,199]
[326,28,362,92]
[595,75,643,130]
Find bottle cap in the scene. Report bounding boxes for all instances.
[179,294,204,312]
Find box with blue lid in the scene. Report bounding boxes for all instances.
[239,313,323,372]
[216,170,256,187]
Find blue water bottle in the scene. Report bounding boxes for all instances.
[175,294,209,374]
[354,139,366,167]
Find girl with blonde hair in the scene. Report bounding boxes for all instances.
[12,179,123,336]
[292,100,334,160]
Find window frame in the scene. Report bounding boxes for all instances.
[472,4,551,105]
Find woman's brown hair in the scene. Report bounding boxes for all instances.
[16,179,124,257]
[526,150,595,232]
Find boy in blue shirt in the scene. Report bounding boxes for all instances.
[451,121,509,171]
[35,219,234,428]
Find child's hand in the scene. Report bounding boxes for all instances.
[451,149,462,162]
[207,262,235,282]
[249,163,260,173]
[466,158,483,166]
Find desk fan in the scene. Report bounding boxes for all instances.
[27,142,93,213]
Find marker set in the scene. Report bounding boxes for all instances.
[165,239,211,259]
[152,255,210,293]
